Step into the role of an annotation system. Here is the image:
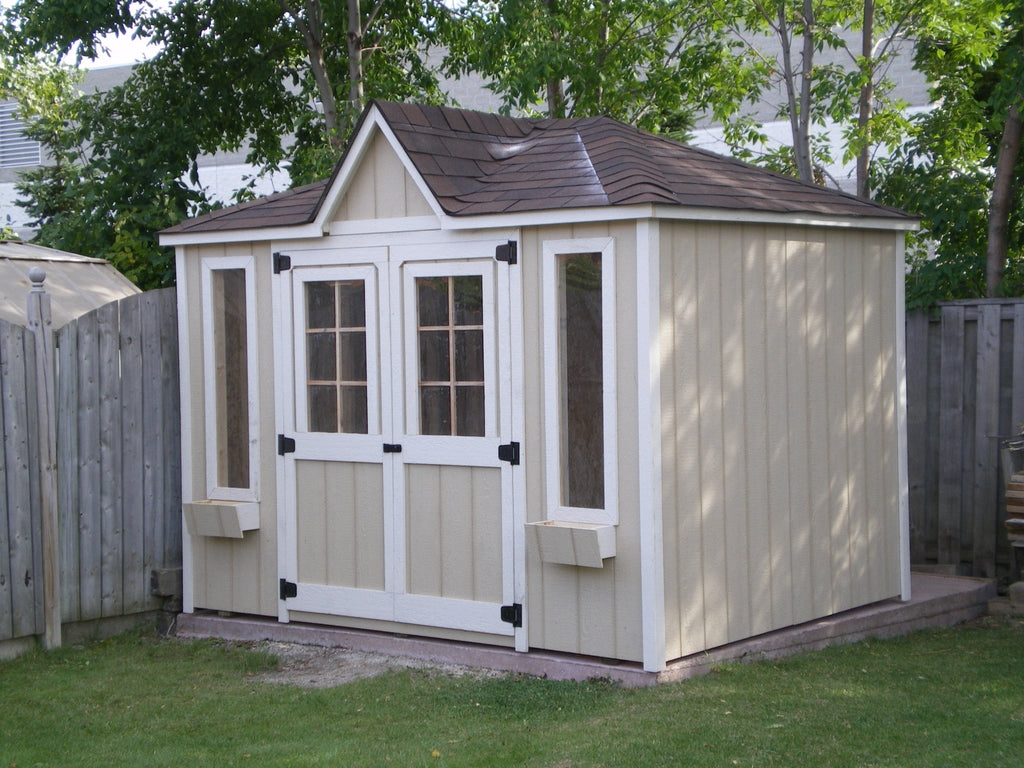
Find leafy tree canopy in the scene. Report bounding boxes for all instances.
[872,0,1024,308]
[1,0,456,288]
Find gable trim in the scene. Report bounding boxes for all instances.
[313,105,447,230]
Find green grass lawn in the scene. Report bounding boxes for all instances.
[1,617,1022,768]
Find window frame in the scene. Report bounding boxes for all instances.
[200,255,260,502]
[542,237,618,525]
[401,259,497,439]
[292,264,381,437]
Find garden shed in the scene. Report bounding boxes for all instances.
[0,240,140,326]
[161,101,916,672]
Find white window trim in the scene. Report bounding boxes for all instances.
[200,255,260,502]
[401,259,498,439]
[542,237,618,526]
[292,264,381,436]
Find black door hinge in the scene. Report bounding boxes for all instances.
[383,443,402,453]
[278,434,296,455]
[498,441,520,465]
[500,603,522,628]
[273,251,292,274]
[495,240,517,265]
[279,579,297,600]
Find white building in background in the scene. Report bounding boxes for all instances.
[1,30,933,241]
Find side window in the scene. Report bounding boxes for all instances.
[543,238,617,524]
[558,252,604,509]
[202,257,258,500]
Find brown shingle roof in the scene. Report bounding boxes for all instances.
[162,180,329,234]
[163,101,912,234]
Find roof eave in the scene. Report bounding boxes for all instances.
[159,221,326,247]
[435,202,919,232]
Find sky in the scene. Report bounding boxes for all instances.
[83,29,160,68]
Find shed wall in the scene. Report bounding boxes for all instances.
[521,220,644,662]
[182,243,279,617]
[659,221,903,660]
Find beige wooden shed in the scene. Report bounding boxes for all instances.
[161,101,916,672]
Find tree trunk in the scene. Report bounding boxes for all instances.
[986,102,1022,297]
[543,0,565,117]
[278,0,342,149]
[347,0,364,113]
[856,0,875,199]
[778,1,814,183]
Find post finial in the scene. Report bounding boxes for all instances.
[28,266,46,291]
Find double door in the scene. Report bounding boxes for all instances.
[276,239,521,641]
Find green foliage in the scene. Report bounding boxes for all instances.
[719,0,918,187]
[873,1,1024,309]
[1,620,1022,766]
[443,0,756,136]
[1,0,456,287]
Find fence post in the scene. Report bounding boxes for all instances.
[27,267,61,649]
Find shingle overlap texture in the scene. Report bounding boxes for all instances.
[164,100,910,234]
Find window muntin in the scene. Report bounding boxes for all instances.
[416,275,485,437]
[543,238,617,525]
[201,256,258,501]
[305,279,369,433]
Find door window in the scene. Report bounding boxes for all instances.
[305,279,369,433]
[416,275,485,436]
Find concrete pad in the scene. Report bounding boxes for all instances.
[176,572,996,688]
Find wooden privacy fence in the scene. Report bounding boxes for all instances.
[0,283,181,646]
[906,298,1024,580]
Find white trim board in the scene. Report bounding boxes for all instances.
[541,236,619,527]
[636,220,666,672]
[199,255,260,503]
[161,204,917,248]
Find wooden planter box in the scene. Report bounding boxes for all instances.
[183,500,260,539]
[527,520,616,568]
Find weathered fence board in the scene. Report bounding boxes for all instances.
[57,324,79,621]
[119,297,146,614]
[907,299,1024,580]
[0,320,44,640]
[1,287,181,644]
[56,289,182,627]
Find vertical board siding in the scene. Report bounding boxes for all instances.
[405,465,502,603]
[295,460,385,590]
[905,299,1024,579]
[522,221,644,663]
[661,222,903,660]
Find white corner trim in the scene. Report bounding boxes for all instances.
[175,247,194,614]
[894,242,912,601]
[636,220,666,672]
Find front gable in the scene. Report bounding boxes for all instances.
[316,108,444,235]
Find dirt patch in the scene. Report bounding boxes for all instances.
[249,641,504,688]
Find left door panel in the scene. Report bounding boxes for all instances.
[280,256,397,621]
